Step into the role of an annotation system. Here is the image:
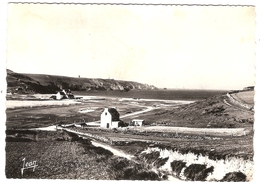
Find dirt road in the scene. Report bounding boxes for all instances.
[226,93,253,112]
[91,140,134,160]
[120,106,154,118]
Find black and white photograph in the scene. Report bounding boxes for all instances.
[2,1,259,181]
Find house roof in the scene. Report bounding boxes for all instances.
[106,108,120,121]
[57,91,66,95]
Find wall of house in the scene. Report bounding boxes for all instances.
[56,92,62,100]
[100,108,112,128]
[131,120,144,126]
[111,122,119,128]
[136,121,143,126]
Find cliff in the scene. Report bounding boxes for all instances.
[6,69,157,94]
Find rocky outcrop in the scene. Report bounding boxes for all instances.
[6,69,157,94]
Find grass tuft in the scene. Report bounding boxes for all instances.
[183,163,207,180]
[221,171,247,181]
[171,160,186,176]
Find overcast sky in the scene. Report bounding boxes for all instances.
[6,4,256,89]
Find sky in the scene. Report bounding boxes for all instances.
[6,4,256,90]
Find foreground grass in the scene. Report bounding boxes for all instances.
[70,127,254,160]
[5,131,160,180]
[6,140,113,179]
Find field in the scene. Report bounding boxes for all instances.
[6,141,113,179]
[5,90,255,180]
[65,126,253,160]
[6,131,109,179]
[6,131,161,180]
[6,96,156,129]
[6,129,253,180]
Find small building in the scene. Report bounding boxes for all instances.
[100,108,121,128]
[50,89,74,100]
[56,90,67,100]
[80,123,88,129]
[129,119,145,127]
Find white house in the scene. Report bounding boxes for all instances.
[50,89,74,100]
[130,119,145,127]
[100,108,121,128]
[56,90,67,100]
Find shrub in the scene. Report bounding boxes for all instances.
[221,171,247,181]
[194,166,214,181]
[107,154,160,181]
[64,131,80,141]
[92,146,113,156]
[140,151,160,164]
[78,137,91,145]
[124,167,159,181]
[154,157,169,168]
[183,163,207,180]
[110,157,130,171]
[123,167,139,179]
[171,160,186,176]
[134,171,160,180]
[107,157,132,179]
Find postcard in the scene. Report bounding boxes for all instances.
[2,1,259,181]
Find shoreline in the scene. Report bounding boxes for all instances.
[5,99,82,109]
[6,94,194,109]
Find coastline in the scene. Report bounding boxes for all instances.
[6,93,195,109]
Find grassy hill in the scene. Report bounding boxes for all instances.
[133,89,254,129]
[6,69,157,94]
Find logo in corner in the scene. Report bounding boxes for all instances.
[21,157,38,176]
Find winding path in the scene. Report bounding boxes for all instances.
[226,93,253,112]
[62,128,183,181]
[120,106,154,118]
[91,140,134,160]
[224,93,253,113]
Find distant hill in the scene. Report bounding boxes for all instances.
[6,69,157,94]
[145,89,254,128]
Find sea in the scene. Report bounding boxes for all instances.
[73,89,227,101]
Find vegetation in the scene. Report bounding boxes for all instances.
[6,131,160,180]
[107,157,160,180]
[221,172,247,181]
[141,147,253,181]
[171,160,187,176]
[134,94,254,128]
[184,165,214,181]
[5,82,254,181]
[66,126,254,160]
